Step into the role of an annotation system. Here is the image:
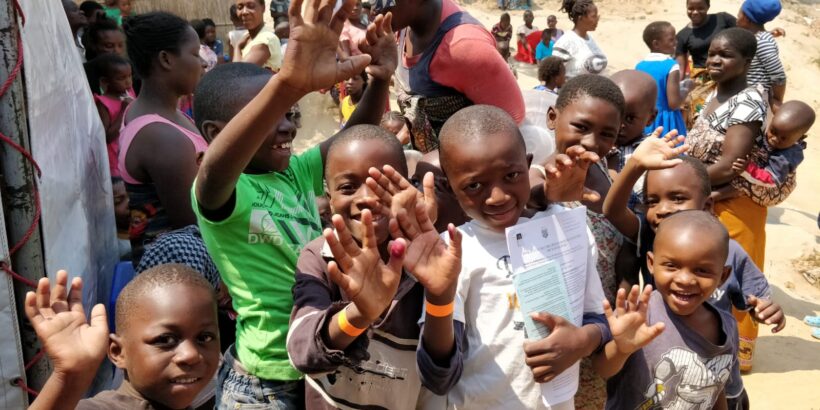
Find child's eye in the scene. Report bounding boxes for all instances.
[464,182,483,192]
[337,183,357,194]
[152,334,179,347]
[198,333,217,344]
[505,171,522,181]
[673,195,687,203]
[571,123,588,132]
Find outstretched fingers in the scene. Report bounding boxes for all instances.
[447,224,463,260]
[68,276,86,315]
[289,0,306,27]
[327,261,354,292]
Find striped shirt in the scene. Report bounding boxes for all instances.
[747,31,786,92]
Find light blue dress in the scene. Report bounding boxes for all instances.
[636,55,687,136]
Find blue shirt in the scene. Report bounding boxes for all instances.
[535,40,554,61]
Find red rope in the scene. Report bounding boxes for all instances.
[1,0,43,398]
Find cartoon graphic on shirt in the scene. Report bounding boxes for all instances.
[639,347,733,410]
[498,255,526,331]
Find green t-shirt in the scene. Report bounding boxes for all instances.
[193,146,324,380]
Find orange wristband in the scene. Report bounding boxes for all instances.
[425,300,455,318]
[337,306,367,337]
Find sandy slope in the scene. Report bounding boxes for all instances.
[291,1,820,406]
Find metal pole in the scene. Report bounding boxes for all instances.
[0,0,51,399]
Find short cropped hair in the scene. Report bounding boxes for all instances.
[655,210,729,260]
[193,63,272,132]
[644,155,711,201]
[115,264,215,332]
[326,124,408,176]
[556,74,625,117]
[438,105,524,171]
[643,21,673,48]
[712,27,757,59]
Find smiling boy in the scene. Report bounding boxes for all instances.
[596,211,737,409]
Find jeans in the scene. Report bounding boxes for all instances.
[216,345,304,409]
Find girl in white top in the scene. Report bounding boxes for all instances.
[552,0,607,78]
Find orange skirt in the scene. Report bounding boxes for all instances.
[715,195,767,270]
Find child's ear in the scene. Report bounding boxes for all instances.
[547,106,558,131]
[646,251,655,275]
[526,153,533,168]
[703,195,714,214]
[158,50,174,71]
[201,120,224,144]
[108,333,127,370]
[99,77,110,93]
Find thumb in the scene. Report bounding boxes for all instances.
[531,312,562,331]
[581,187,601,203]
[337,54,372,83]
[89,303,109,333]
[387,239,406,274]
[746,295,758,308]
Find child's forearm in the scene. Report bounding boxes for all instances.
[319,77,390,160]
[323,303,374,351]
[195,76,303,211]
[602,159,642,242]
[343,78,389,129]
[29,370,97,410]
[421,292,457,365]
[591,341,632,379]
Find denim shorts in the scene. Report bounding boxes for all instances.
[216,345,304,409]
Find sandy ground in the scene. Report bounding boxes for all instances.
[290,0,820,407]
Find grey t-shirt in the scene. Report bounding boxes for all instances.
[606,291,738,410]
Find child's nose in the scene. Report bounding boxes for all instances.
[485,186,508,205]
[173,341,202,365]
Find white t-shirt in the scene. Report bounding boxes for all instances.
[552,30,607,78]
[433,206,606,410]
[517,24,541,38]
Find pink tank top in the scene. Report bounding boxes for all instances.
[117,111,208,184]
[95,93,135,178]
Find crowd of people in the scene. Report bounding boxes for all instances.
[27,0,817,409]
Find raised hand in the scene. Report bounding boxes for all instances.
[747,295,786,333]
[395,201,463,302]
[24,270,108,377]
[367,165,438,227]
[630,128,688,171]
[605,285,665,355]
[543,145,601,203]
[357,13,398,81]
[279,0,372,94]
[325,211,406,323]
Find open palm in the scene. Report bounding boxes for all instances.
[605,285,665,355]
[24,270,108,374]
[544,146,601,203]
[279,0,372,94]
[631,128,689,171]
[325,211,405,322]
[392,201,462,300]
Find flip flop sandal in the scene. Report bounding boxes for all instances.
[813,328,820,340]
[804,315,820,327]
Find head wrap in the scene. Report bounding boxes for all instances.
[741,0,782,25]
